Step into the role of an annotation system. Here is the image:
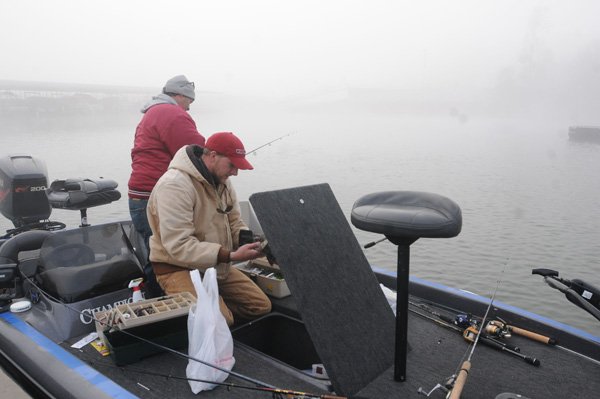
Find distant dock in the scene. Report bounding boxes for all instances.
[569,126,600,143]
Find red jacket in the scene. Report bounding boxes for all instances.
[128,103,205,199]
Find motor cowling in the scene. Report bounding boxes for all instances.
[0,154,51,228]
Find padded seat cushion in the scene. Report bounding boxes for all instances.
[351,191,462,238]
[47,178,121,210]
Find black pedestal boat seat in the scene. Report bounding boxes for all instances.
[47,178,121,226]
[351,191,462,382]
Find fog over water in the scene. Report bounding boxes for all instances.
[2,1,600,118]
[1,1,599,335]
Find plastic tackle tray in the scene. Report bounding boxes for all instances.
[94,292,195,333]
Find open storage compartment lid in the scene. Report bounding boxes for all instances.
[249,183,395,397]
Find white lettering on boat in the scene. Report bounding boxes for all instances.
[79,297,133,324]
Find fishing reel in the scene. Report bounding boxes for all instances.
[462,325,479,342]
[485,319,512,339]
[454,313,474,329]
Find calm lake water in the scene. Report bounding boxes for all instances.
[1,106,599,335]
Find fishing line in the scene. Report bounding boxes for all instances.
[246,133,292,155]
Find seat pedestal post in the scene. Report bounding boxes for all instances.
[79,209,90,227]
[389,237,417,382]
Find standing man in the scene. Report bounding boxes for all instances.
[128,75,205,296]
[147,132,271,326]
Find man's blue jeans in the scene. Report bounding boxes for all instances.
[129,198,162,297]
[129,198,152,252]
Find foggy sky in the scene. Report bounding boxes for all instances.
[1,1,600,103]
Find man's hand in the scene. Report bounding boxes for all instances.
[230,242,262,262]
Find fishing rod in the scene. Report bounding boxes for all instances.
[462,325,540,366]
[409,301,535,362]
[447,268,506,399]
[487,318,557,345]
[412,299,556,348]
[89,361,345,399]
[246,133,292,155]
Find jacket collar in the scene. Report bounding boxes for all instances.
[186,145,220,188]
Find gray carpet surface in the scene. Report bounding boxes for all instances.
[249,183,396,396]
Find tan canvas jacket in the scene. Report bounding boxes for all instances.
[147,146,247,279]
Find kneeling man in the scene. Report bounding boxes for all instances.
[148,132,271,325]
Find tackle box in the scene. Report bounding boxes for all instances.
[94,292,195,331]
[236,258,291,298]
[93,292,196,365]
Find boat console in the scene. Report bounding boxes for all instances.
[351,191,462,382]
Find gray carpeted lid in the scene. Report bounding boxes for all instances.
[249,183,395,396]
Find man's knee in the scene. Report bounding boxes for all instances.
[156,271,195,295]
[239,293,272,318]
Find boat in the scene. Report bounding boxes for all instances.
[1,153,599,399]
[568,125,600,143]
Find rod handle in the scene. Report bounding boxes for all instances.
[449,360,471,399]
[509,325,557,345]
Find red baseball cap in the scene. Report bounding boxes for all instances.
[205,132,253,170]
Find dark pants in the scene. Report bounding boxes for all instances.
[129,198,163,298]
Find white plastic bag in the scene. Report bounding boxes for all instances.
[186,268,235,393]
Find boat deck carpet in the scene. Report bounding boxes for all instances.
[67,337,329,399]
[357,308,600,398]
[61,300,600,398]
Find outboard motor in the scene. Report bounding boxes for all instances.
[0,154,51,228]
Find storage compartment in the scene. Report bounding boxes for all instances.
[102,315,188,366]
[236,258,290,298]
[232,313,320,371]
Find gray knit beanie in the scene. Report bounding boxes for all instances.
[162,75,195,100]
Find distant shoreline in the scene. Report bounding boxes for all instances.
[0,79,155,95]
